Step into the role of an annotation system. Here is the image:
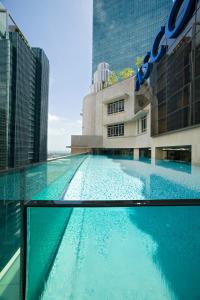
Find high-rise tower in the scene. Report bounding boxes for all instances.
[0,5,49,169]
[92,0,172,74]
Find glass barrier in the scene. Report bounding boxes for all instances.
[26,207,72,300]
[0,201,22,300]
[25,203,200,300]
[0,154,87,201]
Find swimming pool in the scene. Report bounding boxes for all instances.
[64,155,200,200]
[1,154,200,200]
[36,206,200,300]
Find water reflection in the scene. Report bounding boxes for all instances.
[155,160,192,174]
[117,158,200,199]
[130,206,200,300]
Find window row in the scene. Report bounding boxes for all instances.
[107,123,124,137]
[107,99,124,115]
[137,115,147,134]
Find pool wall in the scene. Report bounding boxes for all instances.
[0,202,22,300]
[26,207,73,300]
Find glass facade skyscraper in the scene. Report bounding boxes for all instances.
[0,6,49,169]
[92,0,173,74]
[32,48,49,163]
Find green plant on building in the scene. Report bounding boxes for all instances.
[135,56,144,69]
[108,71,119,86]
[118,68,134,80]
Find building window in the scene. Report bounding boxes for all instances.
[137,119,140,134]
[141,116,147,132]
[107,123,124,137]
[137,115,147,134]
[108,100,124,114]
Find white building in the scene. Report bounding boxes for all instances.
[71,64,200,165]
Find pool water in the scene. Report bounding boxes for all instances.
[40,207,200,300]
[64,155,200,200]
[1,154,200,200]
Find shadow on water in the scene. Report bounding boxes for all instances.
[149,174,200,199]
[155,160,192,174]
[129,206,200,300]
[116,158,200,199]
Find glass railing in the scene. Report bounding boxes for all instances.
[0,154,87,201]
[2,200,200,300]
[0,201,22,300]
[26,206,72,300]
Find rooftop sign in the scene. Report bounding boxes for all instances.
[135,0,196,91]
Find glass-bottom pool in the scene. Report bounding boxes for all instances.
[33,206,200,300]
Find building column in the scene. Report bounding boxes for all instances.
[156,148,164,160]
[151,146,167,162]
[134,148,140,160]
[151,147,156,165]
[192,144,200,165]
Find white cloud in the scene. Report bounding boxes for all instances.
[48,113,82,152]
[49,113,61,122]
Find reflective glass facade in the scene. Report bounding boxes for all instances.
[0,12,49,170]
[32,48,49,162]
[151,1,200,136]
[0,39,10,168]
[9,31,37,168]
[92,0,172,74]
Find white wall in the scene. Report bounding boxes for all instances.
[151,126,200,165]
[81,76,200,164]
[82,94,96,135]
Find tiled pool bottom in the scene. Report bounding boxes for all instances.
[64,155,200,200]
[41,207,200,300]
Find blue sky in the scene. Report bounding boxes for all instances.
[3,0,93,152]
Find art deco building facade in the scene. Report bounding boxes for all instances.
[92,0,172,74]
[0,6,49,169]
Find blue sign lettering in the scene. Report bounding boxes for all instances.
[135,52,152,91]
[135,0,196,92]
[150,26,167,64]
[166,0,196,39]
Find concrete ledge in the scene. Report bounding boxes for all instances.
[71,135,103,148]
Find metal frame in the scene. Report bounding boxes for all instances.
[21,199,200,299]
[24,199,200,207]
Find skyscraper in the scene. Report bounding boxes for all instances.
[92,0,172,74]
[0,5,49,169]
[32,48,49,162]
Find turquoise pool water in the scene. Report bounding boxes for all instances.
[40,207,200,300]
[1,154,200,200]
[64,155,200,200]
